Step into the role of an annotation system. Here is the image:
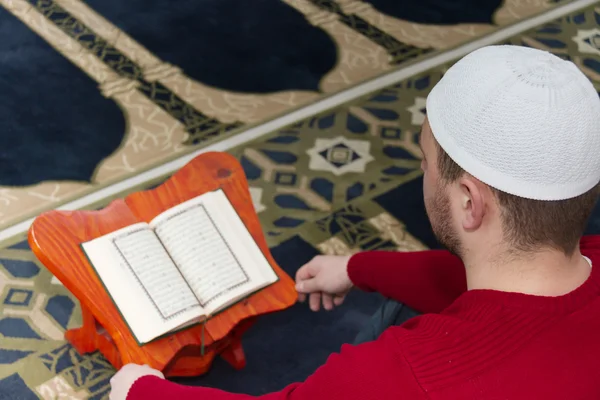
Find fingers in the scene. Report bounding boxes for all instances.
[304,293,345,311]
[295,257,318,282]
[295,256,346,311]
[295,259,320,297]
[309,292,321,312]
[300,292,346,311]
[333,295,345,306]
[298,292,307,303]
[296,278,315,293]
[322,293,334,311]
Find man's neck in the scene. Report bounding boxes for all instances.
[464,247,592,296]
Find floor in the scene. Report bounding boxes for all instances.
[0,0,598,398]
[0,0,564,233]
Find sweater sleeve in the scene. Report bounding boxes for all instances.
[581,235,600,254]
[126,330,427,400]
[347,249,467,314]
[347,235,599,314]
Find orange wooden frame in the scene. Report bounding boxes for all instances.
[28,152,297,377]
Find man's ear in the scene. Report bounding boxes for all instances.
[458,176,487,231]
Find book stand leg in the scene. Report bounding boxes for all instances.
[65,305,123,369]
[65,306,252,376]
[220,338,246,370]
[164,319,255,376]
[163,338,247,376]
[219,318,255,370]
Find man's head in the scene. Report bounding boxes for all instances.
[420,45,600,259]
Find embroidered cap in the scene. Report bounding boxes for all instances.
[426,45,600,200]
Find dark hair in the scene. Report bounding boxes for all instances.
[436,142,599,255]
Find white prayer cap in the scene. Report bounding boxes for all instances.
[426,45,600,201]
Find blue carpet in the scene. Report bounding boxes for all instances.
[368,0,503,24]
[82,0,338,94]
[585,200,600,236]
[82,0,510,94]
[0,0,510,186]
[0,1,596,396]
[0,9,126,186]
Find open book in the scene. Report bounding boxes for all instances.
[81,189,278,345]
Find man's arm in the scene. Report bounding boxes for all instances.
[125,330,427,400]
[347,249,467,314]
[347,236,599,314]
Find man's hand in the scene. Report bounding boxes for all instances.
[110,363,164,400]
[295,255,353,311]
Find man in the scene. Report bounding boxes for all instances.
[110,45,600,399]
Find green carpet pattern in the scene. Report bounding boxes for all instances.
[0,3,599,399]
[229,4,600,245]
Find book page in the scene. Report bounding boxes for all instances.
[153,204,250,307]
[81,223,204,344]
[112,228,201,318]
[151,189,278,314]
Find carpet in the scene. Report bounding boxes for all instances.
[0,0,599,399]
[0,0,564,231]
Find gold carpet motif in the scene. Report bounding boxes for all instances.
[0,0,562,231]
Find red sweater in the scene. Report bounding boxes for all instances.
[128,235,600,399]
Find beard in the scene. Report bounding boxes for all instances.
[425,184,463,258]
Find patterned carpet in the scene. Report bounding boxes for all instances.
[1,0,600,399]
[0,0,564,230]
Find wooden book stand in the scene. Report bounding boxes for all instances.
[28,152,297,377]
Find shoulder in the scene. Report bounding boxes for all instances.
[383,313,509,391]
[299,328,428,399]
[335,320,463,377]
[581,235,600,255]
[385,313,467,351]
